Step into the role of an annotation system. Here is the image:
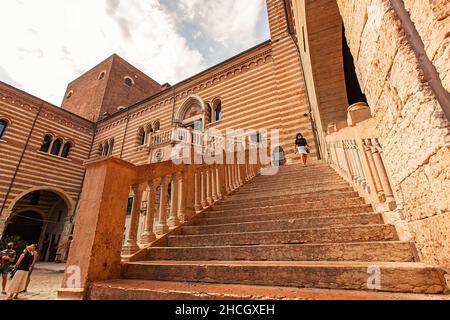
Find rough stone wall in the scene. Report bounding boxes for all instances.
[336,0,450,267]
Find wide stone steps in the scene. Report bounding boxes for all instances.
[225,183,353,201]
[182,213,383,235]
[205,197,364,218]
[236,181,348,193]
[90,163,450,299]
[121,261,447,294]
[90,280,450,300]
[193,204,374,226]
[212,191,360,211]
[167,224,398,247]
[146,242,416,262]
[224,186,355,201]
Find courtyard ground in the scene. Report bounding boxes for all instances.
[0,263,65,300]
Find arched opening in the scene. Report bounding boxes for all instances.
[342,25,367,105]
[3,211,43,245]
[124,77,134,87]
[2,190,71,262]
[176,96,206,132]
[0,119,7,139]
[50,138,62,156]
[103,142,110,157]
[214,101,222,122]
[61,142,72,158]
[137,127,146,146]
[40,134,53,153]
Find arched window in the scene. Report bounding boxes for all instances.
[214,101,222,122]
[40,134,53,152]
[137,127,145,146]
[97,143,103,156]
[109,139,114,155]
[66,90,73,99]
[124,77,133,87]
[50,138,62,156]
[153,121,160,132]
[98,71,106,80]
[61,142,72,158]
[0,119,7,139]
[103,142,109,157]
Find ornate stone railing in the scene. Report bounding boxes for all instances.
[58,146,261,299]
[326,103,397,211]
[148,127,204,147]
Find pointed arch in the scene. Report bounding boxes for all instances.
[174,95,206,124]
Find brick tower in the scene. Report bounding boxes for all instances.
[61,54,164,122]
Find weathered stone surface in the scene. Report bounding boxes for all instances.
[432,36,450,93]
[122,261,447,294]
[409,212,450,268]
[403,0,450,62]
[90,280,450,300]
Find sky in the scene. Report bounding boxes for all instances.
[0,0,269,105]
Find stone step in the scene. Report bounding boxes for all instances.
[247,173,342,183]
[225,186,355,201]
[89,280,450,300]
[235,183,351,195]
[146,241,416,262]
[193,204,374,226]
[204,197,366,218]
[239,180,347,191]
[167,224,398,247]
[213,191,360,211]
[121,261,447,294]
[183,213,383,235]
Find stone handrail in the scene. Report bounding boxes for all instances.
[325,102,397,211]
[58,147,261,299]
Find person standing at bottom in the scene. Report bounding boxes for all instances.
[23,245,39,293]
[0,243,16,295]
[6,244,38,300]
[294,133,310,167]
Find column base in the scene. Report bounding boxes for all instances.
[121,243,140,256]
[140,232,157,245]
[167,218,180,229]
[155,224,169,235]
[195,205,203,212]
[58,288,86,300]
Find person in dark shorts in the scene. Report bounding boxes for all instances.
[294,133,310,167]
[0,243,16,295]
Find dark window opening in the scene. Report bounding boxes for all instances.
[0,120,7,139]
[302,26,307,52]
[124,77,133,87]
[50,138,63,156]
[214,102,222,122]
[342,25,367,106]
[126,197,133,215]
[40,135,53,153]
[61,142,72,158]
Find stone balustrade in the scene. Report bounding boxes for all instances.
[58,144,261,299]
[325,102,397,211]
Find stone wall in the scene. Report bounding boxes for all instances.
[336,0,450,267]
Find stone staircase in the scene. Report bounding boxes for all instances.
[90,163,449,300]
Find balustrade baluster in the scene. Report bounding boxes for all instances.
[177,172,187,222]
[123,184,144,255]
[371,139,396,209]
[206,168,214,205]
[201,170,208,208]
[168,173,180,228]
[155,176,170,234]
[141,179,159,244]
[363,139,385,201]
[194,170,202,212]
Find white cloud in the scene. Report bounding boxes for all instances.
[176,0,266,50]
[0,0,206,105]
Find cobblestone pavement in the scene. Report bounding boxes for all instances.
[1,269,64,300]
